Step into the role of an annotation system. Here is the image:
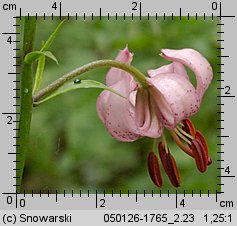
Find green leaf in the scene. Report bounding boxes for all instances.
[32,55,46,94]
[24,51,42,63]
[24,51,58,64]
[34,79,125,105]
[43,51,58,64]
[40,20,65,52]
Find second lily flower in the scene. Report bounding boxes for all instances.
[96,46,213,187]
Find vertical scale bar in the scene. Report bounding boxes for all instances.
[214,1,223,196]
[13,8,21,193]
[218,1,223,192]
[16,17,36,193]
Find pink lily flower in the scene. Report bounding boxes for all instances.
[96,46,213,187]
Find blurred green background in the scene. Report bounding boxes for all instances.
[19,17,220,193]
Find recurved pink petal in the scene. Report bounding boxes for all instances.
[160,48,213,98]
[106,46,134,86]
[147,73,200,129]
[147,62,189,80]
[135,88,163,138]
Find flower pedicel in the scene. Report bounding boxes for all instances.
[96,46,213,187]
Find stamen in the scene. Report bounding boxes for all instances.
[176,125,194,141]
[161,133,169,154]
[195,130,212,166]
[170,131,194,157]
[147,152,163,187]
[151,138,158,153]
[158,142,180,187]
[191,139,208,173]
[174,128,192,145]
[182,119,196,137]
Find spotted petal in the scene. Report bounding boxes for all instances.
[97,75,141,142]
[147,73,200,129]
[160,48,213,98]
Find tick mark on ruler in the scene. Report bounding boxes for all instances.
[56,190,58,202]
[2,32,20,34]
[175,190,177,208]
[217,95,235,98]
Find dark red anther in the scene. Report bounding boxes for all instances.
[182,118,196,138]
[191,139,208,173]
[195,130,212,165]
[158,142,180,187]
[147,152,163,187]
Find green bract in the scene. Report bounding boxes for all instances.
[34,79,125,106]
[24,50,58,64]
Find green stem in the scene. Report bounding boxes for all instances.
[33,60,148,103]
[16,18,36,192]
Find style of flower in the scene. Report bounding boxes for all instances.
[96,46,213,187]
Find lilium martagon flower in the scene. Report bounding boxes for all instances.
[96,46,213,188]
